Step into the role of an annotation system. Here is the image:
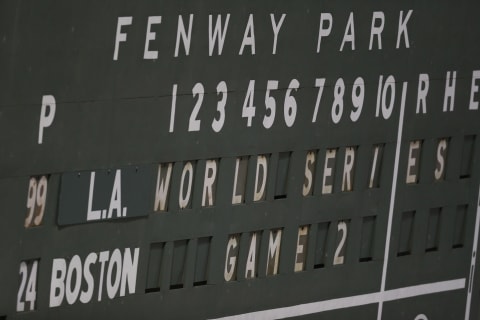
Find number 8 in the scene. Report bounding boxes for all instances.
[331,78,345,124]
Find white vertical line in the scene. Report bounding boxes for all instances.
[169,84,177,133]
[377,82,408,320]
[465,185,480,320]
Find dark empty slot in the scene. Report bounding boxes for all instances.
[170,240,188,289]
[0,316,6,320]
[275,152,291,199]
[145,243,164,293]
[170,284,184,290]
[397,211,415,256]
[460,135,475,178]
[314,222,330,269]
[359,257,372,262]
[453,205,468,248]
[359,216,376,262]
[425,208,442,252]
[194,237,211,286]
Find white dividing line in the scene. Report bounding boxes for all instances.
[211,279,465,320]
[376,82,408,320]
[465,185,480,320]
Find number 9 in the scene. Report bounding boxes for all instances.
[24,178,37,228]
[34,176,48,226]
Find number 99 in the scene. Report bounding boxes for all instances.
[24,176,48,228]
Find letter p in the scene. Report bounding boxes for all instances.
[38,95,56,144]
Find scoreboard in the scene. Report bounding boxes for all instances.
[1,0,479,319]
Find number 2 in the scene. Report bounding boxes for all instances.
[189,83,204,132]
[333,221,347,265]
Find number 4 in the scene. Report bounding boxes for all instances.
[17,260,38,312]
[242,80,256,127]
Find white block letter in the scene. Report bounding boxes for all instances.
[317,13,333,52]
[406,141,421,184]
[396,10,413,49]
[120,248,139,296]
[469,70,480,110]
[443,71,456,112]
[270,14,286,54]
[179,162,194,208]
[303,151,315,196]
[224,236,238,281]
[342,147,355,191]
[202,160,217,207]
[175,15,193,57]
[154,163,173,211]
[266,230,282,276]
[340,12,355,51]
[369,12,385,50]
[209,14,230,56]
[144,16,162,60]
[254,156,267,201]
[49,258,66,307]
[113,17,132,60]
[322,149,336,194]
[38,95,56,144]
[416,74,429,114]
[239,14,255,55]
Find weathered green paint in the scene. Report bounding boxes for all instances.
[0,0,479,319]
